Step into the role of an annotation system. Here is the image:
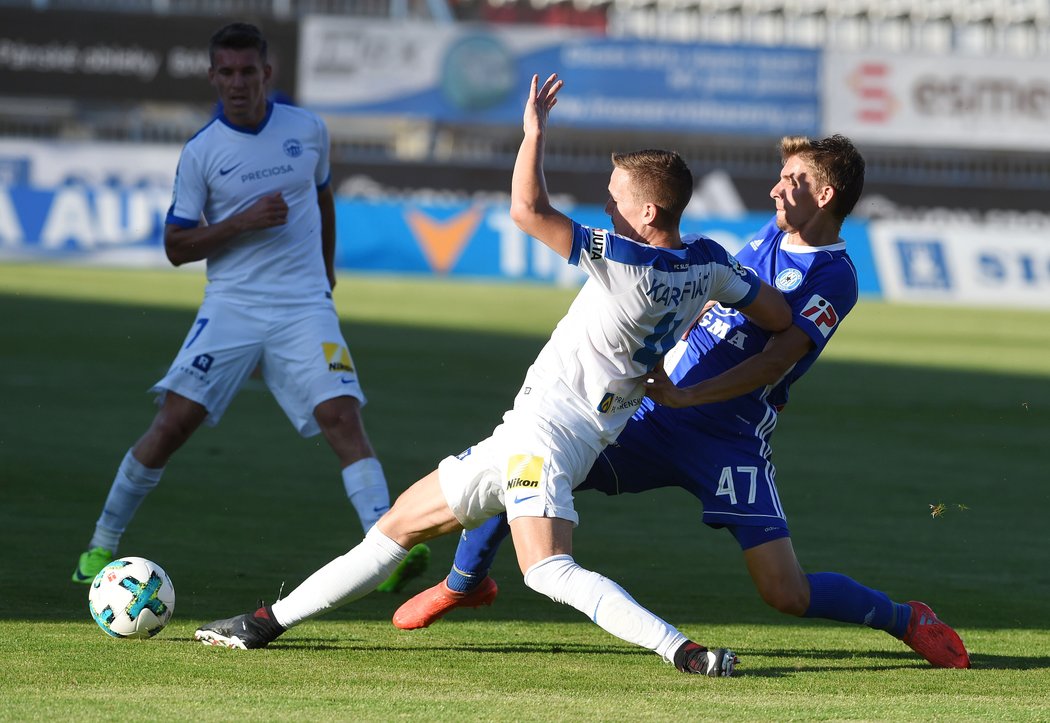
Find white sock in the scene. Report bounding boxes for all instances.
[90,449,165,553]
[524,554,687,663]
[341,458,390,532]
[270,527,407,628]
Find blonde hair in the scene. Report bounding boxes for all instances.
[779,134,865,220]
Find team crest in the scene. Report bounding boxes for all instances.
[775,268,804,291]
[283,139,303,158]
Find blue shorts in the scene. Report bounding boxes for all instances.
[577,411,791,550]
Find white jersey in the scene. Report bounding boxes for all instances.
[510,221,761,447]
[165,102,331,302]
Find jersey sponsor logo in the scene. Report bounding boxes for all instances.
[283,138,303,158]
[513,494,539,504]
[749,238,764,251]
[589,228,607,260]
[800,294,838,337]
[191,353,214,373]
[700,312,749,349]
[506,454,543,491]
[775,268,804,291]
[597,391,643,414]
[455,446,473,461]
[726,253,749,278]
[240,164,294,182]
[322,342,355,373]
[219,164,241,176]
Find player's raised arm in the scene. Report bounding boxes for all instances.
[509,73,573,259]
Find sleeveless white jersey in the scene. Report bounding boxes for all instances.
[166,102,331,302]
[510,221,762,447]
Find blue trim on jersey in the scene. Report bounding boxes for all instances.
[567,222,587,266]
[164,209,199,228]
[183,116,220,145]
[725,267,761,308]
[568,221,736,275]
[217,101,275,135]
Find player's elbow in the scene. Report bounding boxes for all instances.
[509,200,539,234]
[164,242,190,267]
[769,305,793,333]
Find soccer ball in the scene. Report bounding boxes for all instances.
[88,557,175,639]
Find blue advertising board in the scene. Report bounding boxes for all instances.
[299,19,820,136]
[0,185,878,296]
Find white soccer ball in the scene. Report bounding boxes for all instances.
[88,557,175,639]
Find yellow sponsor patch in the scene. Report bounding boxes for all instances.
[322,342,354,372]
[506,454,543,490]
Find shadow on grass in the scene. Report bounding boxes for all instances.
[2,292,1049,641]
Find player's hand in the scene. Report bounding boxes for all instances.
[524,73,563,137]
[643,365,689,408]
[241,192,288,230]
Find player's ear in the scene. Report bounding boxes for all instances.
[641,202,659,226]
[816,184,835,212]
[264,63,273,83]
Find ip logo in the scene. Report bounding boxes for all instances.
[896,240,950,290]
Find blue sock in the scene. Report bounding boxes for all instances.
[804,572,912,639]
[446,513,511,593]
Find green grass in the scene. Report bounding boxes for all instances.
[2,263,1049,721]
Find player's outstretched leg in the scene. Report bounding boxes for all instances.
[195,603,286,650]
[393,576,499,630]
[901,601,970,669]
[392,513,510,627]
[673,641,738,677]
[376,543,431,593]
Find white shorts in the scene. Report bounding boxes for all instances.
[437,411,602,529]
[151,293,366,437]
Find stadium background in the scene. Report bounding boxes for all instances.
[2,0,1049,308]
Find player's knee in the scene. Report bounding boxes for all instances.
[315,397,364,433]
[146,408,202,451]
[757,581,808,616]
[522,554,578,605]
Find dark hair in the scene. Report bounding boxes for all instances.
[610,149,694,220]
[209,22,267,67]
[779,134,865,221]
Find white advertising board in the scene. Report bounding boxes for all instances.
[869,220,1050,308]
[824,51,1050,151]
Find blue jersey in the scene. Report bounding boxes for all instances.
[636,216,858,433]
[577,216,859,537]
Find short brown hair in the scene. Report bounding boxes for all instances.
[779,134,865,221]
[209,22,268,67]
[611,149,694,221]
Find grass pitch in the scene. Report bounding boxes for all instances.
[1,264,1049,721]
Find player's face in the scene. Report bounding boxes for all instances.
[770,155,821,233]
[209,47,271,127]
[604,167,646,241]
